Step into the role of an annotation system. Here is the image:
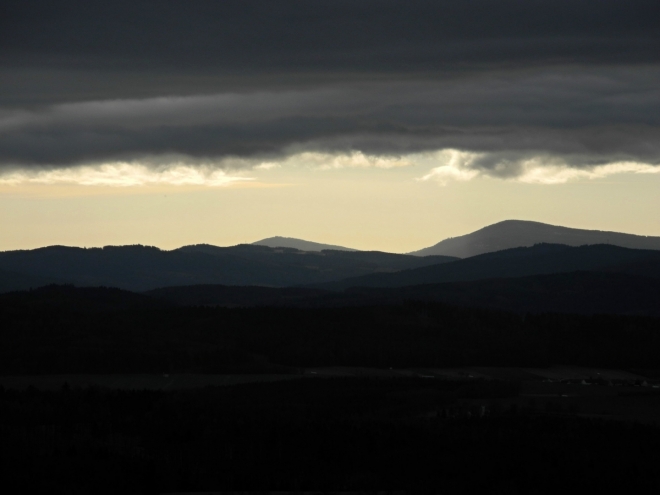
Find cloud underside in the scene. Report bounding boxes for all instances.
[0,163,253,187]
[2,1,660,184]
[2,150,659,188]
[418,150,660,185]
[1,68,660,184]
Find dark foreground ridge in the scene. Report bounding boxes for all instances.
[318,243,660,290]
[4,285,660,374]
[148,271,660,316]
[3,285,660,492]
[252,235,358,252]
[2,378,660,492]
[0,244,455,293]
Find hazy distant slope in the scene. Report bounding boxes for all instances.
[0,244,454,292]
[148,271,660,316]
[146,285,331,307]
[0,268,65,293]
[410,220,660,258]
[347,271,660,317]
[252,236,357,252]
[0,284,170,311]
[318,243,660,290]
[178,244,455,270]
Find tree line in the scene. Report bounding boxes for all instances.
[2,289,660,373]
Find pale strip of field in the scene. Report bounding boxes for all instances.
[414,368,493,380]
[524,367,647,381]
[303,367,418,377]
[303,366,651,382]
[417,368,540,381]
[0,367,652,391]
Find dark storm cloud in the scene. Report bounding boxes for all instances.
[1,0,659,172]
[3,1,659,75]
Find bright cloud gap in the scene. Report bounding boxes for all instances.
[1,150,659,188]
[0,152,413,187]
[418,150,660,185]
[0,163,253,187]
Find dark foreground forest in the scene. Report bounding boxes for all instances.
[2,286,660,493]
[3,285,660,373]
[2,378,660,493]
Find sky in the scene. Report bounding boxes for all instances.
[1,0,660,252]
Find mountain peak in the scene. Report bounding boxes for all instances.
[252,236,358,252]
[409,220,660,258]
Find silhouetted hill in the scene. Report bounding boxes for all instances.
[346,271,660,317]
[318,244,660,290]
[601,258,660,280]
[176,243,454,271]
[147,284,331,307]
[252,236,358,251]
[0,244,455,292]
[0,268,63,293]
[147,271,660,316]
[0,284,170,312]
[410,220,660,257]
[4,286,660,374]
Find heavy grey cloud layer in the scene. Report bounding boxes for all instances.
[1,1,659,174]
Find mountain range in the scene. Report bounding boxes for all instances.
[408,220,660,258]
[0,244,454,293]
[250,220,660,258]
[145,271,660,317]
[2,220,660,300]
[143,242,660,316]
[252,236,358,252]
[315,243,660,290]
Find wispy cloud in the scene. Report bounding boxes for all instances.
[292,151,413,170]
[514,161,660,184]
[2,68,660,175]
[2,1,660,183]
[417,150,482,185]
[0,163,253,187]
[419,150,660,185]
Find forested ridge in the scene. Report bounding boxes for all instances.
[3,286,660,374]
[3,287,660,492]
[2,379,660,492]
[0,244,455,292]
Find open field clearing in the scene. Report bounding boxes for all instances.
[523,366,647,382]
[2,366,656,391]
[303,366,654,382]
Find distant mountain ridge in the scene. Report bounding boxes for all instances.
[410,220,660,258]
[145,271,660,317]
[0,268,64,293]
[317,243,660,290]
[0,243,455,293]
[252,236,357,252]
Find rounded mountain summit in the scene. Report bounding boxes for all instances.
[408,220,660,258]
[251,236,358,252]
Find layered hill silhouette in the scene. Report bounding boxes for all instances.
[145,243,660,317]
[410,220,660,258]
[4,221,660,296]
[346,271,660,316]
[0,244,454,293]
[316,243,660,290]
[146,284,331,307]
[0,284,170,312]
[145,271,660,317]
[6,283,660,377]
[0,268,63,293]
[252,236,357,252]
